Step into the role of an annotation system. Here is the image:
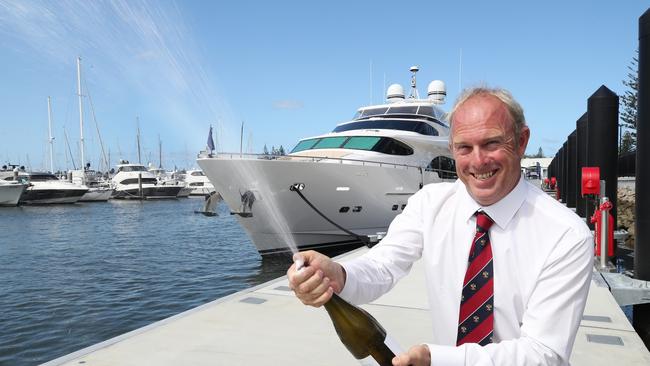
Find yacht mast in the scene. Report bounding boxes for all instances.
[77,56,85,171]
[47,96,55,173]
[409,65,420,99]
[136,117,142,164]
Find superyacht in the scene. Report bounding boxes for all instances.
[198,67,456,255]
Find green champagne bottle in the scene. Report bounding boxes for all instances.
[323,293,402,366]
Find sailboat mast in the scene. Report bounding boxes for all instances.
[47,96,55,173]
[136,117,141,164]
[158,135,162,169]
[77,56,85,170]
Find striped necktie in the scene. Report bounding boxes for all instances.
[457,211,495,346]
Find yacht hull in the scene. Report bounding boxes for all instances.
[79,187,113,202]
[0,183,26,206]
[198,156,442,256]
[20,188,88,204]
[112,185,182,200]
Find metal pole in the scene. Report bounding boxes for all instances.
[77,57,85,171]
[600,179,609,271]
[47,96,55,174]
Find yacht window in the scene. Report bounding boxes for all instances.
[342,136,381,150]
[118,165,147,172]
[386,106,418,115]
[360,107,389,118]
[120,178,158,185]
[416,106,434,117]
[191,171,205,176]
[332,119,439,136]
[312,136,348,149]
[291,138,320,153]
[29,174,58,181]
[372,138,413,155]
[426,156,457,179]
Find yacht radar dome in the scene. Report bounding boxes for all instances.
[427,80,446,105]
[386,84,405,103]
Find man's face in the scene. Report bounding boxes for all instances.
[450,95,530,206]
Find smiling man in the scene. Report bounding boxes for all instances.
[288,87,593,366]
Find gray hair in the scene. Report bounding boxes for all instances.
[447,86,527,139]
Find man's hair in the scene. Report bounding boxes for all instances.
[447,86,527,139]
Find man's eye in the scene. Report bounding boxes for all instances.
[486,141,500,149]
[456,146,471,154]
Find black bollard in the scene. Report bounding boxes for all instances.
[557,147,564,201]
[567,131,577,208]
[576,113,588,219]
[634,8,650,347]
[560,141,569,204]
[586,85,619,227]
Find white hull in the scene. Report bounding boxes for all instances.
[177,186,193,198]
[0,182,26,206]
[79,187,113,202]
[189,186,215,196]
[198,156,444,255]
[20,184,88,204]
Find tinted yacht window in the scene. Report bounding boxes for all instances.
[332,119,438,136]
[387,106,418,115]
[427,156,457,179]
[372,138,413,155]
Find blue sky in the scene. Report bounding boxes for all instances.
[0,1,646,171]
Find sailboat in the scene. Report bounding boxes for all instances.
[70,56,113,201]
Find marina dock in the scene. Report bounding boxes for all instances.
[43,248,650,366]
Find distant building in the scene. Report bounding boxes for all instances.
[520,157,553,179]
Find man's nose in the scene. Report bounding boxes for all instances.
[470,148,488,166]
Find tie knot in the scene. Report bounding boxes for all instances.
[476,211,494,232]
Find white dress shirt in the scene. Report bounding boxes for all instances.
[339,177,593,365]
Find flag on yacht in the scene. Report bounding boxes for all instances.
[207,126,215,152]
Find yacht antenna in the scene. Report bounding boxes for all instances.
[77,56,85,171]
[409,65,420,99]
[47,96,55,173]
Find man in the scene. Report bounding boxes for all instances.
[287,87,593,366]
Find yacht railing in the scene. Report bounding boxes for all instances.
[198,151,457,178]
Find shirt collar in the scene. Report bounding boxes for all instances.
[458,176,527,230]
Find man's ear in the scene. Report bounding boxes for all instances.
[518,126,530,156]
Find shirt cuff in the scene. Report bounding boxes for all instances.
[426,343,465,366]
[338,262,357,301]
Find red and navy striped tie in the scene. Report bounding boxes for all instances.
[457,211,495,346]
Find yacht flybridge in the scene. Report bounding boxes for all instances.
[197,66,457,255]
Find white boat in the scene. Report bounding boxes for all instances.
[184,169,215,197]
[71,170,113,202]
[111,161,182,199]
[18,172,88,204]
[149,166,189,198]
[197,67,456,255]
[0,179,27,206]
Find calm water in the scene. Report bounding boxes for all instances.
[0,199,292,366]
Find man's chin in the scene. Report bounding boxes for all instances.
[468,188,499,206]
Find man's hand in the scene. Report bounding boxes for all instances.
[392,344,431,366]
[287,250,345,307]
